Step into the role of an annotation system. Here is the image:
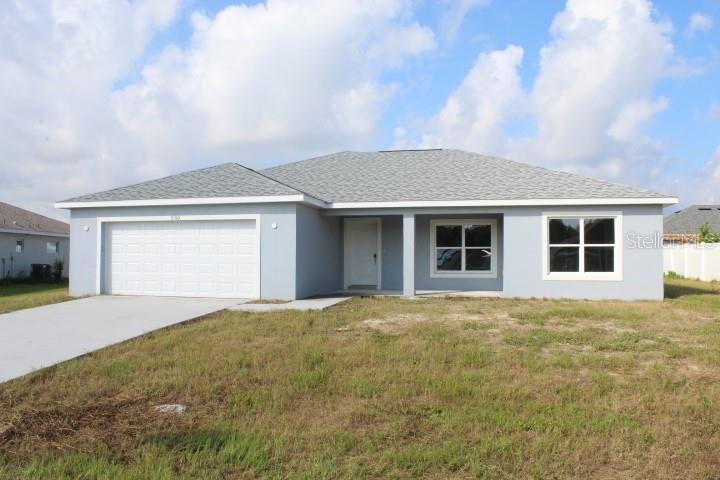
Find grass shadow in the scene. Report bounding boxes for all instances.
[664,278,720,299]
[0,280,68,297]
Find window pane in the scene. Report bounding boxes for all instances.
[465,225,491,247]
[47,242,58,254]
[549,247,579,272]
[549,219,580,244]
[436,225,462,247]
[585,247,614,272]
[584,218,614,244]
[436,249,461,271]
[466,249,491,271]
[15,240,23,253]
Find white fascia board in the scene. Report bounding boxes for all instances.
[55,194,677,210]
[0,228,69,238]
[55,194,328,209]
[328,197,678,209]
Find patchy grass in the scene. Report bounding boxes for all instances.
[0,281,71,314]
[1,278,720,478]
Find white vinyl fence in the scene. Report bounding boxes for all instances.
[664,243,720,281]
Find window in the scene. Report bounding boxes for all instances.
[431,219,496,277]
[47,241,60,254]
[543,214,622,280]
[15,240,24,254]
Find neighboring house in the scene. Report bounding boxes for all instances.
[663,205,720,245]
[0,202,69,279]
[56,149,677,301]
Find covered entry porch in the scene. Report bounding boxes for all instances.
[323,210,504,297]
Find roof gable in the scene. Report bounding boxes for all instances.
[0,202,68,235]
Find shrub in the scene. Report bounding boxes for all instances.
[52,259,64,282]
[699,223,720,243]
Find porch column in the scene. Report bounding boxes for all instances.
[403,213,415,296]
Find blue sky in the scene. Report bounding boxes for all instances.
[1,0,719,218]
[147,0,718,167]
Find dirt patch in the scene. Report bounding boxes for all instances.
[442,312,511,323]
[0,394,190,457]
[360,314,429,334]
[677,359,720,380]
[591,322,638,334]
[554,343,594,353]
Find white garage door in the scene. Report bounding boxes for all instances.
[105,220,258,298]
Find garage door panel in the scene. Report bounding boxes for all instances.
[106,220,258,298]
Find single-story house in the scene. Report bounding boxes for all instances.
[56,149,677,300]
[1,201,69,280]
[664,205,720,245]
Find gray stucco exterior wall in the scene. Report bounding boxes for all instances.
[295,204,342,298]
[65,202,665,302]
[325,204,663,300]
[414,214,503,292]
[502,205,664,300]
[0,232,69,279]
[68,203,298,299]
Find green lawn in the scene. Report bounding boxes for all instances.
[1,278,719,479]
[0,281,71,314]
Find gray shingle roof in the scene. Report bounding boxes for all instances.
[62,149,672,205]
[61,163,302,202]
[664,205,720,235]
[0,202,69,235]
[261,149,670,203]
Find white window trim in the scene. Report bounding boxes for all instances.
[343,217,382,289]
[541,212,623,281]
[15,239,24,254]
[430,218,497,279]
[46,241,59,254]
[95,214,261,297]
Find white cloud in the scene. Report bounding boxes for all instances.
[112,0,435,170]
[0,0,435,218]
[706,147,720,182]
[417,45,526,153]
[440,0,492,44]
[710,101,720,120]
[686,146,720,205]
[687,12,714,36]
[606,97,668,143]
[0,0,181,218]
[400,0,675,191]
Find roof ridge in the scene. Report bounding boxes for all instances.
[260,151,351,173]
[232,163,329,203]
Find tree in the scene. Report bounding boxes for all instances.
[698,222,720,243]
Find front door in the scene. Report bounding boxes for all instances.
[344,218,381,288]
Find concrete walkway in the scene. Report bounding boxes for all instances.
[0,296,239,383]
[229,296,350,312]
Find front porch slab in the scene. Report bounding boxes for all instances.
[228,296,351,312]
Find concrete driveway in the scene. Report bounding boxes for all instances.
[0,296,241,383]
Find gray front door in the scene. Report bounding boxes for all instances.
[344,218,381,288]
